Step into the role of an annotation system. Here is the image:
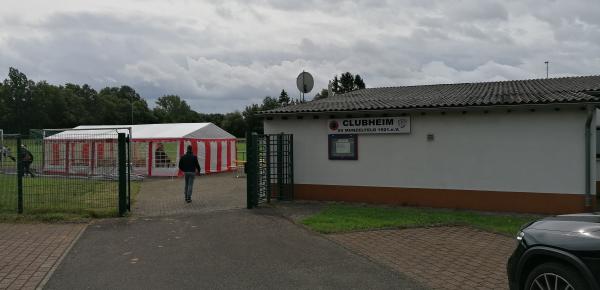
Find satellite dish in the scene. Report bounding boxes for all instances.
[296,71,314,94]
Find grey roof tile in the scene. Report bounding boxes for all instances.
[265,75,600,114]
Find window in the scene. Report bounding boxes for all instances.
[328,134,358,160]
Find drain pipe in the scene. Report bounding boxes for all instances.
[584,106,594,210]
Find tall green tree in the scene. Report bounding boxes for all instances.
[197,113,225,126]
[313,88,329,100]
[278,89,290,106]
[243,103,263,134]
[2,67,34,133]
[0,82,6,129]
[339,72,355,93]
[262,96,280,110]
[314,72,366,100]
[153,95,199,123]
[332,75,340,94]
[221,111,245,137]
[354,74,366,89]
[242,95,285,134]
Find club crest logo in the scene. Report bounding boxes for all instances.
[328,120,339,131]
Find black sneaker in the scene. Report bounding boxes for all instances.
[186,199,191,203]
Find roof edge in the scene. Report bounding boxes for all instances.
[260,101,600,116]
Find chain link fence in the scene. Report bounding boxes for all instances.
[0,130,18,213]
[0,128,132,216]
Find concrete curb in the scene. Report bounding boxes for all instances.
[36,224,87,290]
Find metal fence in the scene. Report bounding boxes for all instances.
[0,129,131,216]
[0,131,18,213]
[246,133,293,208]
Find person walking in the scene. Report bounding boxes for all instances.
[19,144,35,177]
[178,145,201,203]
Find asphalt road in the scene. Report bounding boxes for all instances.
[44,209,424,290]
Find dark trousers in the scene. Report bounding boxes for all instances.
[184,172,195,199]
[23,161,35,177]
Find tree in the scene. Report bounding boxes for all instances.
[2,67,34,133]
[0,82,6,129]
[313,88,329,100]
[339,72,355,93]
[262,96,280,111]
[242,95,287,134]
[221,111,245,137]
[243,103,263,134]
[313,72,366,100]
[278,89,290,106]
[153,95,199,123]
[197,113,225,126]
[354,74,366,89]
[0,67,307,137]
[332,75,340,93]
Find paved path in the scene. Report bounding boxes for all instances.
[330,226,514,290]
[0,223,85,290]
[44,209,424,290]
[133,174,245,217]
[46,176,424,289]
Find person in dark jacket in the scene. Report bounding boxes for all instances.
[178,145,201,203]
[155,143,171,167]
[19,144,35,177]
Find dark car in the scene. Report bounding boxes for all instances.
[507,213,600,290]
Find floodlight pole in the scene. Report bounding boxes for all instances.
[130,94,134,125]
[545,61,549,79]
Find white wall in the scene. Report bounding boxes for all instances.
[265,109,591,195]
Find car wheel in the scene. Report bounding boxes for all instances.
[524,262,588,290]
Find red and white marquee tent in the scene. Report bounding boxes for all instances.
[43,123,237,177]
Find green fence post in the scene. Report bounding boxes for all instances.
[246,131,255,209]
[289,134,294,201]
[277,133,283,201]
[126,137,131,211]
[265,135,271,203]
[118,133,127,216]
[17,137,23,214]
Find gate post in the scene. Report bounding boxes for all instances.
[246,132,259,209]
[265,135,271,203]
[126,137,131,211]
[277,133,283,201]
[289,134,294,201]
[17,136,23,214]
[118,133,127,216]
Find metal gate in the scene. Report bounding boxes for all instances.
[246,133,293,208]
[0,129,131,216]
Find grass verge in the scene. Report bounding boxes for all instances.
[0,210,116,223]
[301,204,540,236]
[0,180,142,223]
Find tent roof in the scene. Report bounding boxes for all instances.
[46,123,235,140]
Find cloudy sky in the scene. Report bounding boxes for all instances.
[1,0,599,112]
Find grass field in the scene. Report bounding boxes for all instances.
[0,174,141,221]
[1,138,45,170]
[236,140,246,161]
[301,204,539,236]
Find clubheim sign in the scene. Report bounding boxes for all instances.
[328,117,411,134]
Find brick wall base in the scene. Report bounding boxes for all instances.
[295,184,597,214]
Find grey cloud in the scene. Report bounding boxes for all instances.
[1,0,599,112]
[446,0,509,22]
